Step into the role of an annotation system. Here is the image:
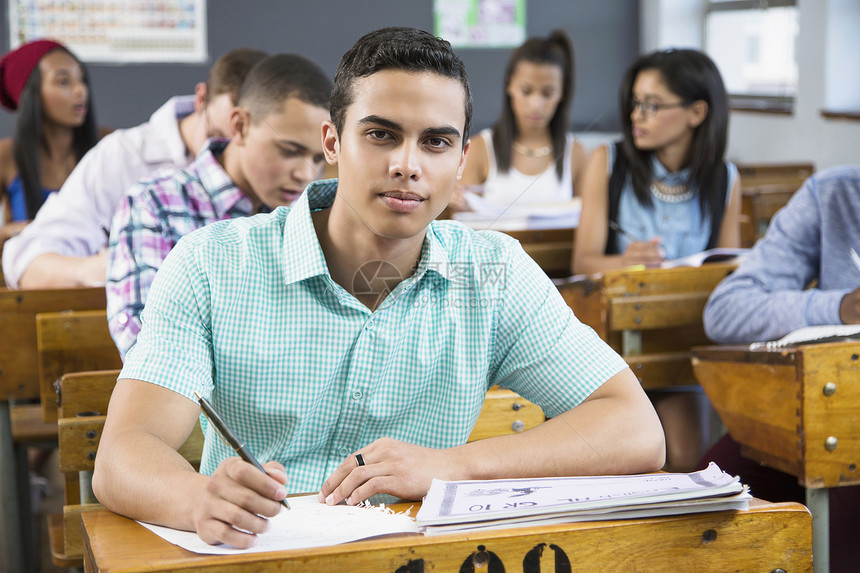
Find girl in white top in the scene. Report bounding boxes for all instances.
[452,29,587,211]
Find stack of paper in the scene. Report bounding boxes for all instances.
[416,463,750,535]
[453,196,581,231]
[749,324,860,350]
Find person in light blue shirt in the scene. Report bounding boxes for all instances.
[93,27,665,550]
[705,165,860,342]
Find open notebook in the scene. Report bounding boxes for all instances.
[661,248,749,269]
[750,324,860,350]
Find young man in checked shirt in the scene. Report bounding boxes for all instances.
[93,28,665,549]
[105,53,331,357]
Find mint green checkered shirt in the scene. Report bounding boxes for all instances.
[120,179,627,493]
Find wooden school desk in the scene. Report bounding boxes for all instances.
[0,286,108,573]
[557,263,737,391]
[692,341,860,573]
[82,499,811,572]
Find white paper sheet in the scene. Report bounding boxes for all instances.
[417,462,744,526]
[138,494,420,555]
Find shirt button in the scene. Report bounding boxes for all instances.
[118,313,129,325]
[366,319,375,330]
[338,447,349,457]
[352,390,363,401]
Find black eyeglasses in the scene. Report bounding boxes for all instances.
[630,98,688,118]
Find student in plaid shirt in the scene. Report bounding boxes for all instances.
[105,53,331,357]
[94,28,665,549]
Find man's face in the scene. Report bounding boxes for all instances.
[204,92,236,139]
[323,69,469,240]
[235,97,330,207]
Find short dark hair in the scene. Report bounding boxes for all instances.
[330,27,472,147]
[206,48,268,105]
[238,53,332,123]
[618,48,729,219]
[493,29,575,179]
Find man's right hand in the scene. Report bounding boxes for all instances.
[839,286,860,324]
[193,458,288,548]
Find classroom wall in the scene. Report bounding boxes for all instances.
[0,0,639,139]
[641,0,860,171]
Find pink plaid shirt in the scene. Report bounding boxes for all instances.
[106,138,260,357]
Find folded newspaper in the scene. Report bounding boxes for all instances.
[416,462,750,535]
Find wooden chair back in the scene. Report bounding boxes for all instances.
[468,387,544,442]
[37,309,122,423]
[737,162,814,247]
[503,227,574,278]
[558,263,737,390]
[0,286,106,400]
[56,369,204,562]
[736,162,814,187]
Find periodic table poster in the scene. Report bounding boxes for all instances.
[8,0,207,63]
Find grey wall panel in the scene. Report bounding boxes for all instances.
[0,0,637,140]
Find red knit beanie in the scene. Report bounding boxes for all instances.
[0,39,66,111]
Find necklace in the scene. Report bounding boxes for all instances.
[512,141,552,158]
[650,178,694,203]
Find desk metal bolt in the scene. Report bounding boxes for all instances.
[511,420,525,432]
[86,451,96,461]
[634,303,642,310]
[823,382,836,396]
[635,317,642,325]
[472,549,490,568]
[85,430,97,439]
[512,402,522,411]
[771,569,787,573]
[825,436,838,451]
[701,529,717,543]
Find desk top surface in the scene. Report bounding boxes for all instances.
[694,339,860,366]
[82,499,811,573]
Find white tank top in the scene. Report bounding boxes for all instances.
[479,128,576,208]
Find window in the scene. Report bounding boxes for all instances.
[704,0,799,113]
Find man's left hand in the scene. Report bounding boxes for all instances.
[317,437,457,505]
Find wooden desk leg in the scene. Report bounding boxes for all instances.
[0,400,30,573]
[806,487,830,573]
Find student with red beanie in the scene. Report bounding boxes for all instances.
[0,39,103,251]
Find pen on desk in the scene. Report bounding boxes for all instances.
[608,220,643,243]
[193,392,290,510]
[850,248,860,273]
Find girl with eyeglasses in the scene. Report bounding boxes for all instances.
[449,29,587,213]
[573,49,741,473]
[574,48,740,275]
[0,39,105,250]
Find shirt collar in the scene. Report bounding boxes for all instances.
[281,179,454,286]
[282,179,338,285]
[194,138,255,218]
[651,154,690,184]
